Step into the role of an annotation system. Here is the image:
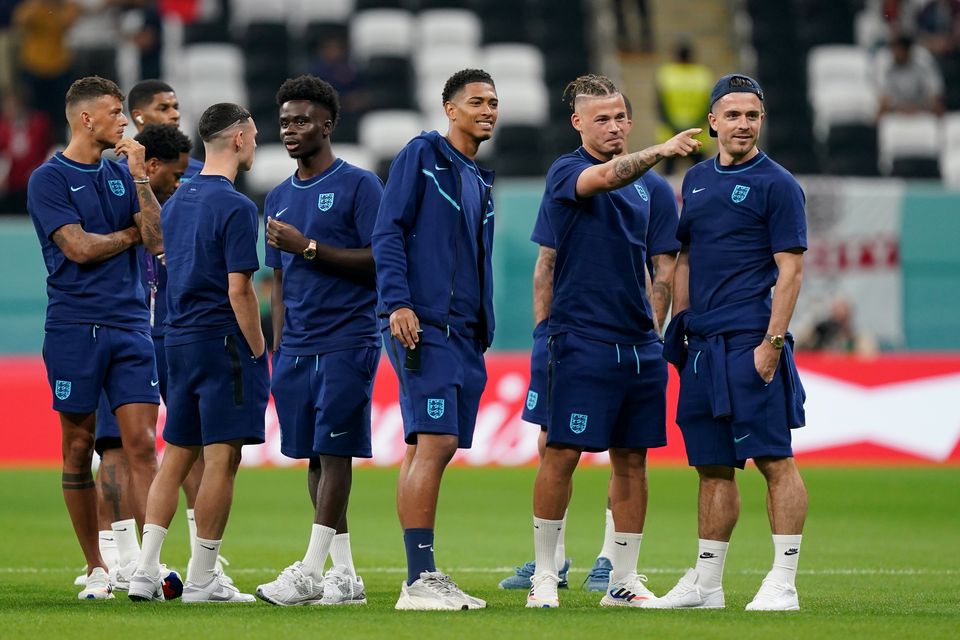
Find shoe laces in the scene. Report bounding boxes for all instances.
[322,569,349,595]
[422,572,463,598]
[275,563,308,587]
[514,561,536,579]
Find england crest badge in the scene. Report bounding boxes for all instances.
[318,192,335,212]
[108,180,126,196]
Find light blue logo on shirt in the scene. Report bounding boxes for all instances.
[318,192,335,211]
[634,182,648,202]
[569,413,588,434]
[526,390,539,411]
[55,380,72,400]
[427,398,445,419]
[108,180,126,197]
[731,184,750,203]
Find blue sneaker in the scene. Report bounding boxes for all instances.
[498,559,571,589]
[584,556,612,592]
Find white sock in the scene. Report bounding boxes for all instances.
[533,516,564,578]
[302,524,336,580]
[330,533,356,578]
[553,510,568,572]
[98,531,118,570]
[768,534,802,586]
[598,508,617,560]
[609,531,643,585]
[137,524,167,575]
[188,537,221,585]
[694,538,729,590]
[186,508,198,550]
[111,518,140,566]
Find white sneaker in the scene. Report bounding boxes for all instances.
[188,554,234,586]
[526,573,560,608]
[745,578,799,611]
[78,567,114,600]
[110,559,137,590]
[319,565,367,605]
[255,562,324,606]
[183,570,255,603]
[128,568,165,602]
[641,568,724,609]
[395,571,479,611]
[74,570,88,586]
[600,573,656,607]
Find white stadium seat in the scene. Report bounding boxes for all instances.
[229,0,296,29]
[350,10,415,62]
[333,144,376,173]
[292,0,354,23]
[482,44,544,82]
[246,144,294,194]
[812,84,878,141]
[417,10,481,49]
[358,110,424,162]
[489,79,548,126]
[414,45,481,82]
[877,113,940,175]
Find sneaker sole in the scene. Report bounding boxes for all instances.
[395,595,468,611]
[600,595,654,607]
[525,599,559,608]
[746,604,799,611]
[254,591,323,606]
[318,598,367,606]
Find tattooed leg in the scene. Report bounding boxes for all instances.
[60,412,106,573]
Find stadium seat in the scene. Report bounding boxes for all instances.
[477,0,530,45]
[416,0,474,9]
[182,20,231,45]
[414,45,481,83]
[350,9,415,62]
[877,113,941,176]
[291,0,355,23]
[301,21,350,52]
[417,10,481,49]
[807,45,871,99]
[362,56,415,110]
[822,124,879,176]
[183,44,245,83]
[941,151,960,187]
[492,124,544,176]
[358,110,424,163]
[333,143,376,172]
[355,0,405,9]
[890,157,940,178]
[244,143,293,194]
[229,0,295,30]
[482,44,544,82]
[811,84,878,142]
[490,79,548,126]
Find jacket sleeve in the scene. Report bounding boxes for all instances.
[371,141,425,316]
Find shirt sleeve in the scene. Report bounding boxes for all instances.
[224,198,261,274]
[353,172,384,246]
[676,172,692,246]
[529,200,555,248]
[124,170,140,217]
[546,155,590,206]
[262,190,282,269]
[27,168,82,239]
[646,174,681,257]
[767,175,807,254]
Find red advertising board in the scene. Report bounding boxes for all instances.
[2,353,959,466]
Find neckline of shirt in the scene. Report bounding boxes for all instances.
[439,136,491,187]
[291,157,346,189]
[713,151,767,174]
[54,152,104,173]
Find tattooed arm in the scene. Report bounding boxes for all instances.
[575,128,702,198]
[650,252,677,334]
[116,137,164,256]
[532,246,556,326]
[52,223,141,265]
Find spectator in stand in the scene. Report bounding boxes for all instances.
[13,0,81,138]
[799,298,878,357]
[310,35,366,117]
[915,0,960,57]
[118,1,163,81]
[655,42,712,174]
[0,90,53,214]
[876,34,945,116]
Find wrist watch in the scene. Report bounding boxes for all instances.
[765,333,785,349]
[302,239,317,260]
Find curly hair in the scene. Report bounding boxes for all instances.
[275,75,339,126]
[65,76,124,107]
[562,74,619,112]
[135,124,192,162]
[442,68,495,104]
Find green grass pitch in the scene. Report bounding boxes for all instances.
[0,466,957,638]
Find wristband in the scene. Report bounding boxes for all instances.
[133,177,150,184]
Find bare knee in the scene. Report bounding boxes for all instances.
[542,445,582,477]
[697,464,736,483]
[64,431,95,469]
[413,434,458,468]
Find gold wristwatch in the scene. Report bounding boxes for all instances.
[302,239,317,260]
[765,333,785,349]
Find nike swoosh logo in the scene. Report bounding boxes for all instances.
[330,431,348,438]
[734,434,751,443]
[274,207,288,218]
[417,543,433,549]
[692,187,706,193]
[614,541,627,546]
[210,585,234,600]
[699,552,717,559]
[150,380,159,387]
[116,528,127,532]
[784,548,799,556]
[434,164,449,171]
[70,185,86,192]
[200,544,216,551]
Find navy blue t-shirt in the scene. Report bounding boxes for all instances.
[264,158,383,355]
[542,148,680,344]
[439,137,488,330]
[27,152,148,331]
[678,152,807,315]
[162,174,260,346]
[119,154,204,337]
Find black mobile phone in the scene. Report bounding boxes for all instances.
[403,331,424,371]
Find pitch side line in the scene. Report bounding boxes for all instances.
[3,567,958,576]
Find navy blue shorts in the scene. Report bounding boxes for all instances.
[95,335,166,454]
[547,332,667,452]
[272,347,380,459]
[163,333,268,447]
[383,325,487,449]
[521,320,549,428]
[676,344,794,468]
[43,324,159,415]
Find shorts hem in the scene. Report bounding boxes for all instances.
[109,395,161,411]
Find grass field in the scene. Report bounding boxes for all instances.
[1,465,958,638]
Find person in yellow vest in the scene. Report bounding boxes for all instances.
[655,42,713,174]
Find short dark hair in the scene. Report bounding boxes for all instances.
[135,124,192,162]
[275,75,339,126]
[65,76,124,108]
[198,103,251,142]
[623,94,633,119]
[562,74,619,112]
[442,69,495,104]
[128,79,175,113]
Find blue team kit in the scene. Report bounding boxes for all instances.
[264,158,383,459]
[665,152,808,467]
[373,131,495,448]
